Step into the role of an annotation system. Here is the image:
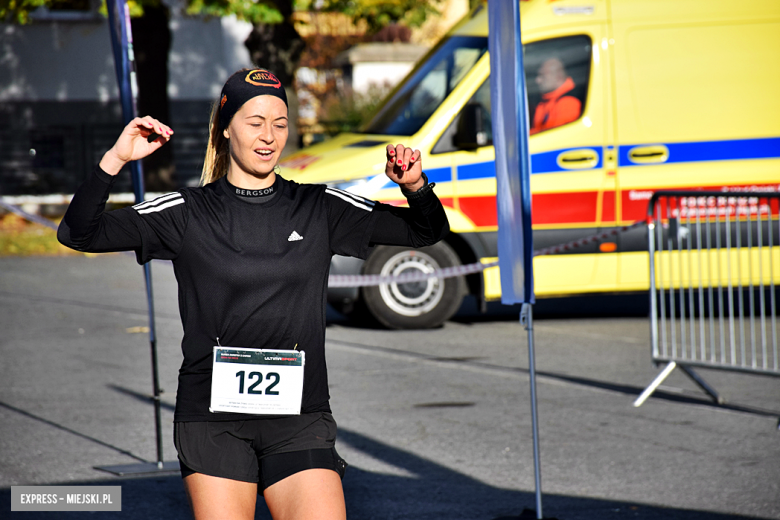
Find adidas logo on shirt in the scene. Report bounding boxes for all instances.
[288,231,303,242]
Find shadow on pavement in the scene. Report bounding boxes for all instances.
[2,425,768,520]
[337,428,765,520]
[107,384,176,413]
[0,401,148,464]
[317,339,780,422]
[453,293,650,322]
[531,370,780,421]
[327,294,650,330]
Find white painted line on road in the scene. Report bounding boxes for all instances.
[534,325,647,345]
[327,340,599,392]
[327,340,780,422]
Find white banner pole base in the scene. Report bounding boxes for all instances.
[522,303,544,520]
[493,304,559,520]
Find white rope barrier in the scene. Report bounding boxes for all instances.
[328,220,645,287]
[0,199,645,288]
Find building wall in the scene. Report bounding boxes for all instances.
[352,62,415,93]
[0,20,117,103]
[167,15,253,101]
[0,13,253,194]
[0,14,253,104]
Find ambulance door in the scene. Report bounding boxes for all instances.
[433,27,616,298]
[610,0,780,291]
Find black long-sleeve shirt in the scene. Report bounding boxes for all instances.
[58,166,449,421]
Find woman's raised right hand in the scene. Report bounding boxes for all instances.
[99,116,173,175]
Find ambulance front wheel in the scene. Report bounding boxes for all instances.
[361,243,466,329]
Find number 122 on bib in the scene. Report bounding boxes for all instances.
[210,347,305,415]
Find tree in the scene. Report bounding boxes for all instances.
[130,1,174,191]
[316,0,440,35]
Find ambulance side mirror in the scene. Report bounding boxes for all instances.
[454,103,492,150]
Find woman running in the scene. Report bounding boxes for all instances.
[58,68,449,520]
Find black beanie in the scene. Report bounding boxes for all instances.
[218,68,288,131]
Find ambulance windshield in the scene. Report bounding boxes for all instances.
[363,36,489,136]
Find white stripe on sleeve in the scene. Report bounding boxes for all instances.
[325,188,374,212]
[133,192,182,210]
[326,187,376,207]
[135,197,185,215]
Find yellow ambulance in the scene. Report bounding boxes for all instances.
[280,0,780,329]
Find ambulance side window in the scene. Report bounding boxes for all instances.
[432,35,592,153]
[363,36,489,136]
[525,35,591,134]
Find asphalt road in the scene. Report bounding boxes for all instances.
[1,255,779,519]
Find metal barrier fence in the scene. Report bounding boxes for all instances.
[634,191,780,407]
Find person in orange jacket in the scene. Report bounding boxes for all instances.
[530,57,582,135]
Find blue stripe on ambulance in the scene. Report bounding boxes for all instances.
[618,136,780,167]
[426,166,453,183]
[439,137,779,182]
[452,146,603,180]
[459,161,497,180]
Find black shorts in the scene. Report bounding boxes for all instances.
[173,412,347,489]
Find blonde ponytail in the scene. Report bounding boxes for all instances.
[199,101,230,186]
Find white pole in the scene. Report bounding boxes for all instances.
[521,303,543,519]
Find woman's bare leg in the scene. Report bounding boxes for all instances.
[183,472,258,520]
[263,468,346,520]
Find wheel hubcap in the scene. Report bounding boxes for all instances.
[378,251,444,317]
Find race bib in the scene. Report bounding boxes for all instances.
[209,347,305,415]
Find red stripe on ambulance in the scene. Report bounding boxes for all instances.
[458,191,599,227]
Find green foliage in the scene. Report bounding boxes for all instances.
[3,0,441,29]
[1,0,49,24]
[1,0,283,24]
[185,0,284,24]
[317,0,441,35]
[2,0,159,23]
[0,214,81,257]
[98,0,153,18]
[320,83,391,135]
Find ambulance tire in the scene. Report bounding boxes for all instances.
[361,242,466,330]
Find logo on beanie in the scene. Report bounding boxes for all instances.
[220,94,227,109]
[245,69,282,89]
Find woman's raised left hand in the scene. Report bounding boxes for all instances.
[385,144,425,192]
